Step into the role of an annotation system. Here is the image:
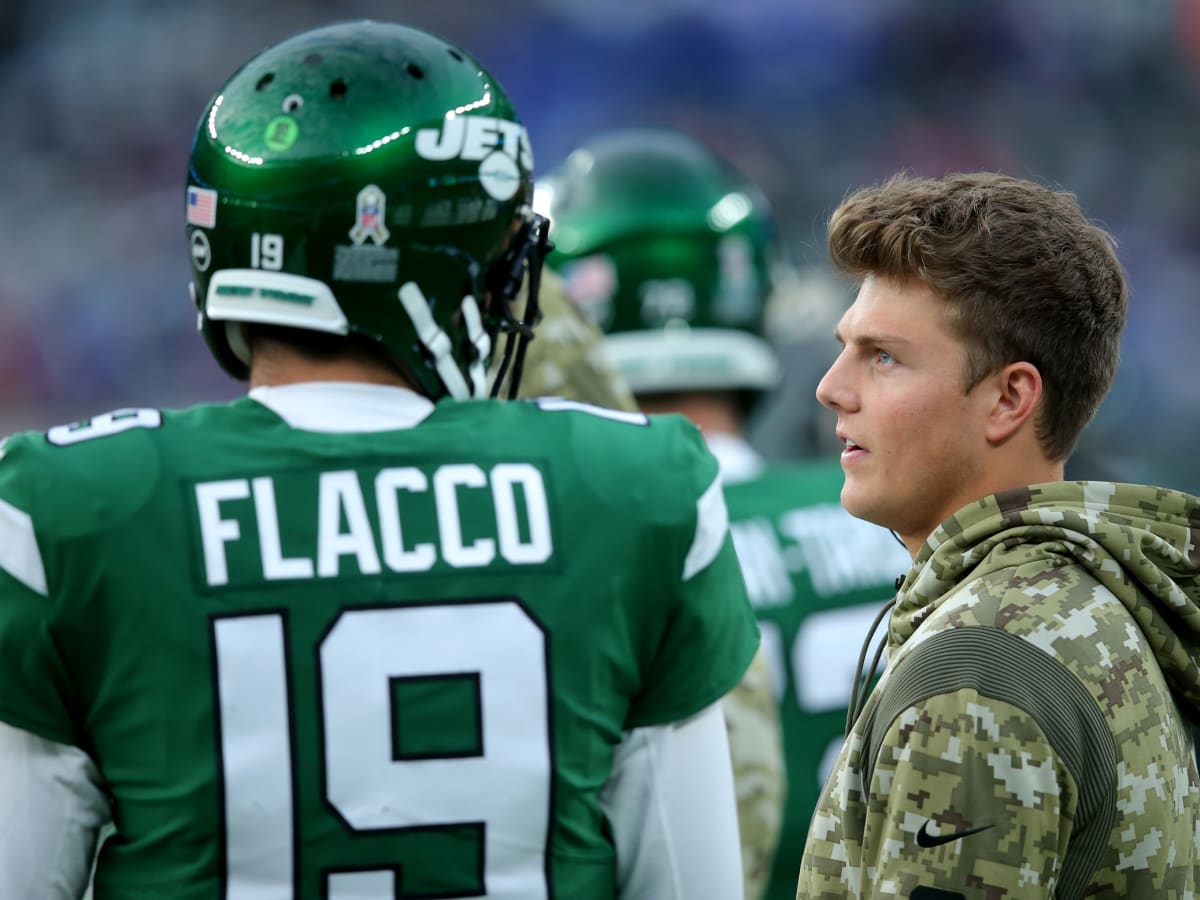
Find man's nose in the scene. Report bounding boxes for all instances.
[815,353,854,412]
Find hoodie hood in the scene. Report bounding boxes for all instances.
[892,481,1200,717]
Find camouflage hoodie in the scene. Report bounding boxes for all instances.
[796,481,1200,900]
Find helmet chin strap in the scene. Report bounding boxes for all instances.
[490,214,551,400]
[460,294,492,398]
[397,282,473,400]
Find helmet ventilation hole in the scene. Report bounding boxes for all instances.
[329,79,348,98]
[406,62,424,80]
[447,49,464,62]
[255,73,274,91]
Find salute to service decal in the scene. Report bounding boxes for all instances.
[349,185,390,246]
[334,184,400,283]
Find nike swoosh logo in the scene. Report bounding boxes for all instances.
[916,820,994,848]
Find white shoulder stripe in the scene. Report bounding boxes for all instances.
[682,475,728,582]
[0,497,47,596]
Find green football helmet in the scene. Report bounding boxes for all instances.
[186,20,548,400]
[539,128,779,397]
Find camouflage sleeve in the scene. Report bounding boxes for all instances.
[858,688,1073,899]
[723,645,786,900]
[495,269,639,411]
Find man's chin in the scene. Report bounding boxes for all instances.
[840,488,893,530]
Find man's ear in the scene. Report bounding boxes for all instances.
[984,361,1042,445]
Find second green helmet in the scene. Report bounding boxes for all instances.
[539,128,780,396]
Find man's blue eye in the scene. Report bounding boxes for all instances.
[877,350,894,365]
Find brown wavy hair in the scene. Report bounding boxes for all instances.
[827,172,1128,461]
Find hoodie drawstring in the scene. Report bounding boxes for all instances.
[845,595,898,738]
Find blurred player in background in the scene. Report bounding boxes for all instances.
[541,128,910,900]
[0,22,759,899]
[510,236,788,900]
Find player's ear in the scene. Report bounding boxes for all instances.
[983,361,1042,445]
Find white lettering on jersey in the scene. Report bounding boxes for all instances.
[196,480,251,587]
[729,518,793,609]
[491,463,552,565]
[253,477,314,580]
[46,408,162,447]
[435,464,495,568]
[777,504,909,597]
[195,464,554,587]
[318,471,383,577]
[792,603,889,713]
[375,468,436,572]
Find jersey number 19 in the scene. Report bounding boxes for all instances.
[212,600,552,898]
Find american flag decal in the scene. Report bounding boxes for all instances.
[187,186,218,228]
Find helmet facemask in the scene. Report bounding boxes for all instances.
[487,213,551,399]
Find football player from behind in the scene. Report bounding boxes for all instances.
[0,24,758,900]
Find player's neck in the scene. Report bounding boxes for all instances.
[637,393,744,439]
[248,344,417,391]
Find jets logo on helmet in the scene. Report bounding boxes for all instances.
[415,115,534,202]
[415,115,533,167]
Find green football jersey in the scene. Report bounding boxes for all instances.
[0,396,759,899]
[721,458,910,900]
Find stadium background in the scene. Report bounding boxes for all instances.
[3,0,1200,490]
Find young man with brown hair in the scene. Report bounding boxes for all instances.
[797,172,1200,899]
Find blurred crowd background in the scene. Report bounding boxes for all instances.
[3,0,1200,490]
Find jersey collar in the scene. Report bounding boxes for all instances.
[703,431,764,486]
[248,382,436,433]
